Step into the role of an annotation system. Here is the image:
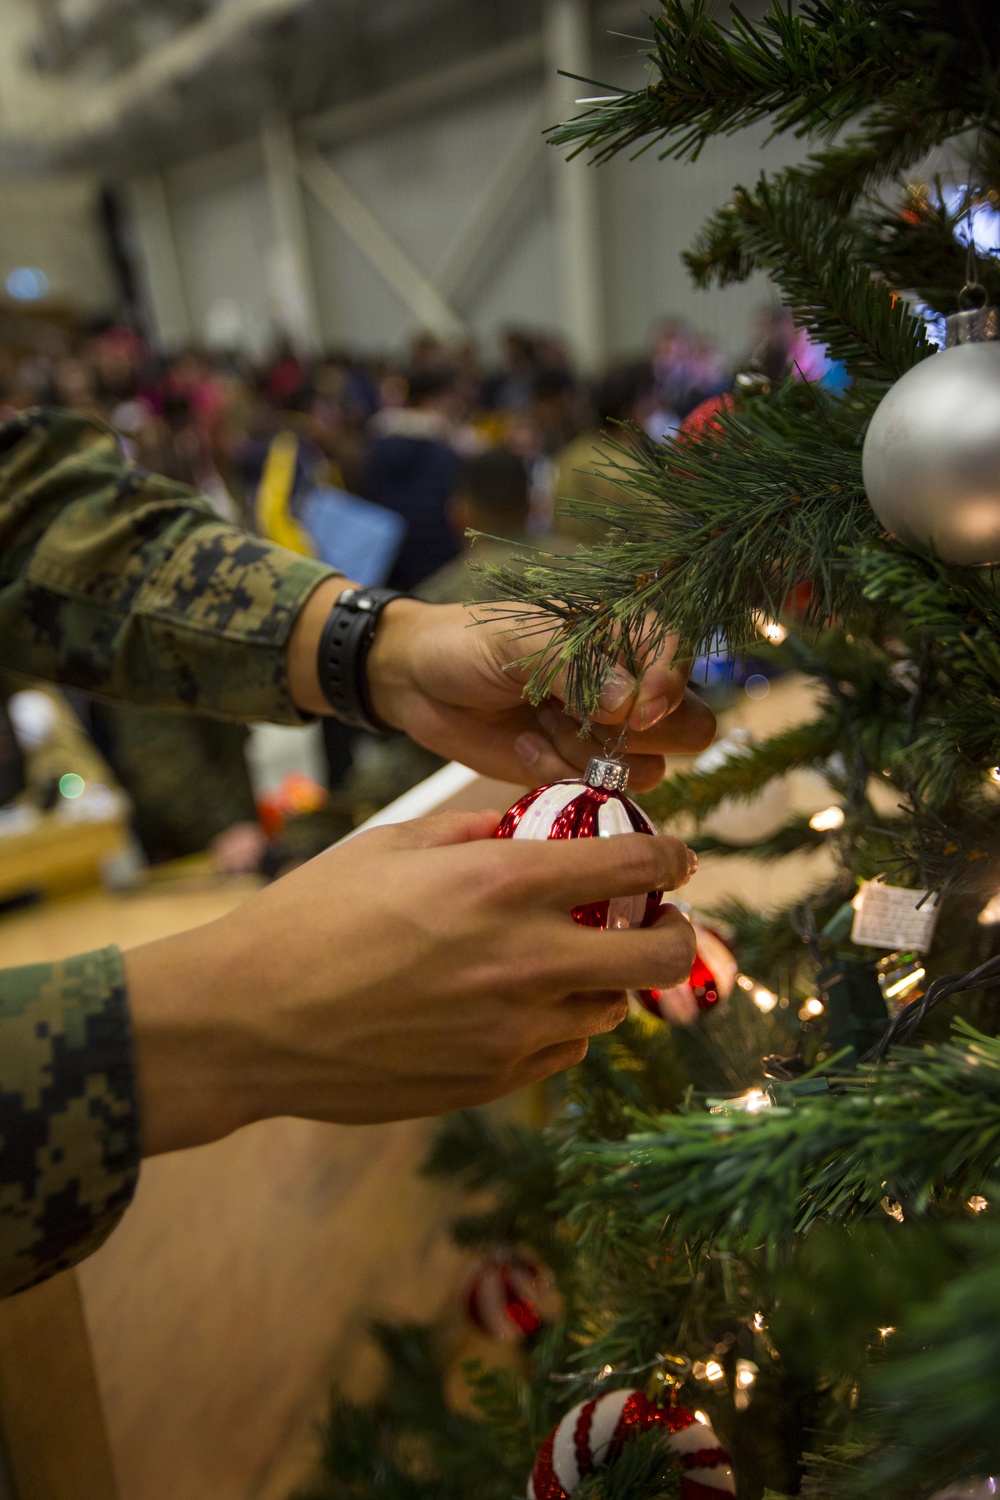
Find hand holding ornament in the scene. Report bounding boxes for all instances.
[288,583,717,790]
[125,808,697,1155]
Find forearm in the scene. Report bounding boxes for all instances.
[123,925,265,1157]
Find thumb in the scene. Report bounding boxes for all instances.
[352,808,501,852]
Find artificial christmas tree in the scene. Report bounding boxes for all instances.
[295,4,1000,1497]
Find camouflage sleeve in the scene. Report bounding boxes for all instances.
[0,407,336,722]
[0,947,138,1297]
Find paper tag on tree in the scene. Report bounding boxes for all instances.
[851,880,940,953]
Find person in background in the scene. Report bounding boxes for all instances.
[552,360,657,546]
[86,701,265,873]
[362,367,464,591]
[419,446,536,605]
[344,447,549,817]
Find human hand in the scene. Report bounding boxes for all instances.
[210,821,267,874]
[367,598,717,790]
[124,809,697,1154]
[287,582,715,790]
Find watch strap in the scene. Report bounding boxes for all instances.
[316,586,405,734]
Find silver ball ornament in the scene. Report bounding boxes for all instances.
[862,314,1000,566]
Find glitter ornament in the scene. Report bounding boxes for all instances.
[861,306,1000,565]
[638,926,738,1023]
[496,758,662,931]
[526,1388,735,1500]
[465,1252,547,1343]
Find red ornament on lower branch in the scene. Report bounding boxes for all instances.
[465,1252,547,1342]
[495,758,661,930]
[637,926,738,1023]
[527,1388,735,1500]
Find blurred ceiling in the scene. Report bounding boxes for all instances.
[0,0,569,175]
[3,0,780,180]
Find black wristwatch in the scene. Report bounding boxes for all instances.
[315,585,407,734]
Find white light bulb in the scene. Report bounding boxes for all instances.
[882,966,925,1000]
[752,612,788,644]
[704,1359,725,1382]
[809,805,846,832]
[752,986,778,1013]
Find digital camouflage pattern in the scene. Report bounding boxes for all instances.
[91,704,257,861]
[0,407,333,722]
[0,407,335,1294]
[0,948,137,1298]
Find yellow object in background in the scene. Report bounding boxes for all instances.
[255,431,316,556]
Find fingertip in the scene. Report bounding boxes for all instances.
[621,754,667,791]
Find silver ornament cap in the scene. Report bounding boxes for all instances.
[584,757,629,792]
[945,305,1000,346]
[862,312,1000,566]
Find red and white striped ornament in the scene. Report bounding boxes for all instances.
[637,926,738,1024]
[527,1388,735,1500]
[496,758,661,930]
[465,1252,547,1342]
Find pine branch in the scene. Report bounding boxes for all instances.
[795,98,968,209]
[422,1112,556,1199]
[423,1111,567,1270]
[690,815,830,862]
[485,395,878,715]
[854,546,1000,802]
[639,713,843,825]
[856,181,1000,316]
[864,1216,1000,1491]
[561,1023,1000,1252]
[549,1,917,167]
[686,173,932,380]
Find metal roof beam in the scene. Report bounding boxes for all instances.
[299,32,544,150]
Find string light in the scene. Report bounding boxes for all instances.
[990,766,1000,786]
[736,974,779,1013]
[979,891,1000,925]
[752,612,788,645]
[799,997,825,1019]
[882,965,925,1001]
[710,1088,773,1114]
[968,1195,989,1213]
[735,1360,758,1388]
[704,1359,725,1382]
[809,805,845,831]
[878,1326,896,1339]
[694,1411,710,1425]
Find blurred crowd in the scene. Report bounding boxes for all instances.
[0,308,829,878]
